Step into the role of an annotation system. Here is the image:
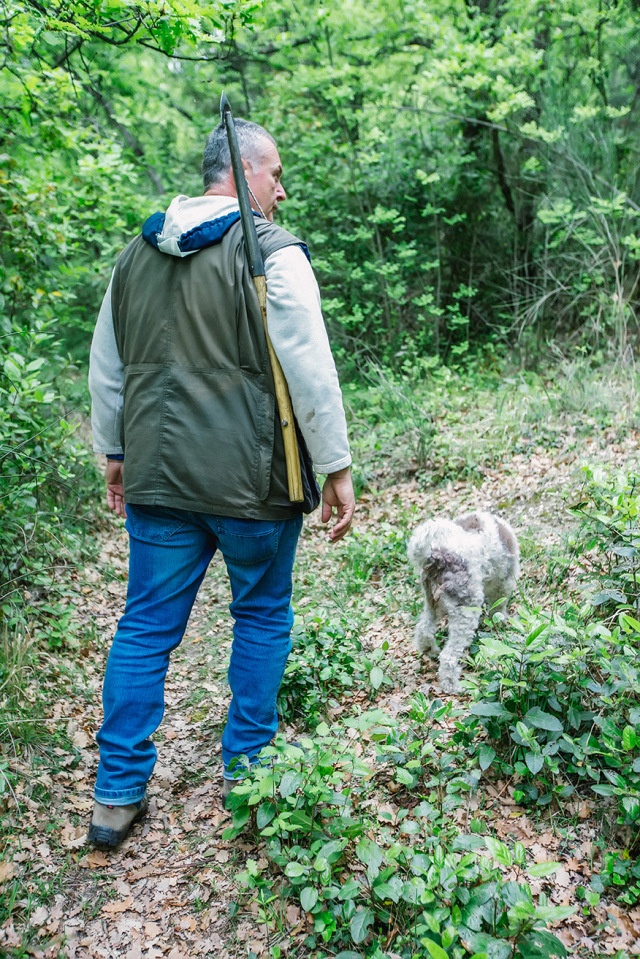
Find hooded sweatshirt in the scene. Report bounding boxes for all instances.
[89,195,351,479]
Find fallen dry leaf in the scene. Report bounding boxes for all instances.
[215,849,230,863]
[0,861,17,883]
[102,896,134,914]
[87,850,109,868]
[72,729,91,749]
[286,904,301,925]
[30,905,48,927]
[60,822,88,850]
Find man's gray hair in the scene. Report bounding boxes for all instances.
[202,120,275,190]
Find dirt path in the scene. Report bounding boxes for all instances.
[2,428,640,958]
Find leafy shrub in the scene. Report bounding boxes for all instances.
[0,324,100,599]
[278,619,393,728]
[227,715,574,958]
[467,609,640,832]
[278,620,366,727]
[570,465,640,611]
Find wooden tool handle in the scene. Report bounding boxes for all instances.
[253,274,304,503]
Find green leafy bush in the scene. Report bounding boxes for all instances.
[571,465,640,611]
[0,324,100,599]
[278,619,393,728]
[278,620,366,727]
[467,609,640,832]
[227,716,574,958]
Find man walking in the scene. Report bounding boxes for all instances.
[88,116,355,847]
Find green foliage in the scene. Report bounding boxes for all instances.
[2,0,638,375]
[278,620,366,727]
[570,465,640,611]
[228,720,574,958]
[467,607,640,832]
[0,322,100,599]
[278,618,393,728]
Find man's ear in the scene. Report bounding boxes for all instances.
[241,157,251,176]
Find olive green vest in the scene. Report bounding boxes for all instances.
[111,219,305,520]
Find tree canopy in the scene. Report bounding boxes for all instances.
[1,0,640,591]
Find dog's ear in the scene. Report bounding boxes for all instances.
[454,513,482,532]
[495,519,519,559]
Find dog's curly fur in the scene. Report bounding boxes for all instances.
[407,511,520,693]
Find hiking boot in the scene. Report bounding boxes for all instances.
[88,795,149,848]
[222,777,237,810]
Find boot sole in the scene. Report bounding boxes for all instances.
[88,802,148,849]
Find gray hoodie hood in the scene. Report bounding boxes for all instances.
[142,195,246,258]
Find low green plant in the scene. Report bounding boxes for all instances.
[33,599,80,650]
[570,465,640,611]
[278,619,394,728]
[596,850,640,905]
[340,522,410,595]
[228,715,574,958]
[277,619,366,727]
[467,607,640,839]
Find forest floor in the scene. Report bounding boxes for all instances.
[3,368,640,959]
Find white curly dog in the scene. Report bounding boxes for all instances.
[407,511,520,693]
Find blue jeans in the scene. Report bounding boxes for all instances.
[94,505,302,805]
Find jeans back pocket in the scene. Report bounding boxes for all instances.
[215,517,280,566]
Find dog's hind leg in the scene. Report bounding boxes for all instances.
[414,594,439,658]
[437,598,481,694]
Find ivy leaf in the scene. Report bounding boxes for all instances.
[485,836,512,867]
[256,803,276,830]
[622,796,640,821]
[356,838,383,871]
[300,886,318,912]
[338,879,361,900]
[396,767,414,785]
[424,940,449,959]
[350,906,374,944]
[525,707,563,732]
[470,702,511,719]
[374,880,401,903]
[592,784,617,796]
[525,751,544,774]
[527,861,561,878]
[520,929,567,958]
[279,770,303,798]
[479,745,496,770]
[232,805,251,829]
[315,840,345,864]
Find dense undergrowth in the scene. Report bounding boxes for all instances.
[232,370,640,958]
[2,359,640,957]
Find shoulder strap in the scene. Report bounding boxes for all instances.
[255,221,311,263]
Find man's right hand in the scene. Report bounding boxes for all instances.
[106,459,127,517]
[321,466,355,543]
